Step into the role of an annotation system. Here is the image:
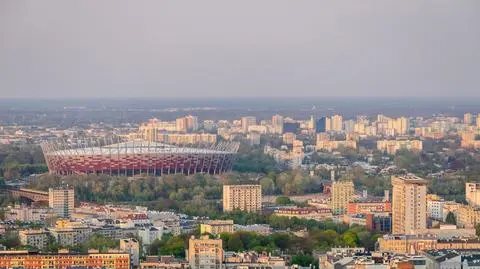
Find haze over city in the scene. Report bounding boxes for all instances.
[1,0,480,98]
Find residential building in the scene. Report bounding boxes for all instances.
[427,194,445,221]
[138,226,164,247]
[241,117,256,133]
[48,187,74,218]
[49,220,92,246]
[392,174,427,234]
[120,238,140,268]
[188,235,223,269]
[331,180,354,214]
[347,200,392,215]
[377,140,423,155]
[200,220,234,235]
[0,250,130,269]
[465,113,473,125]
[273,207,333,221]
[272,115,284,134]
[223,185,262,213]
[466,183,480,207]
[331,115,343,132]
[456,204,480,228]
[19,230,49,249]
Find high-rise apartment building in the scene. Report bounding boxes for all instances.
[188,235,223,269]
[331,180,354,214]
[185,115,199,131]
[477,115,480,128]
[272,114,284,134]
[325,117,332,132]
[223,185,262,212]
[49,187,74,218]
[466,183,480,207]
[391,175,427,234]
[119,238,140,268]
[241,116,256,133]
[331,115,343,132]
[464,113,473,125]
[316,117,327,133]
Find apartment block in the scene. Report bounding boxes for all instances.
[188,235,223,269]
[391,175,427,234]
[223,185,262,213]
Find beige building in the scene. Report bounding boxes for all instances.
[460,130,480,149]
[120,238,140,268]
[464,113,473,125]
[188,235,223,269]
[19,230,49,249]
[50,220,92,246]
[331,115,343,132]
[282,132,296,145]
[456,204,480,228]
[272,115,284,134]
[223,185,262,213]
[392,175,427,234]
[49,187,74,218]
[331,180,354,214]
[241,117,256,133]
[466,183,480,207]
[377,140,423,155]
[200,220,234,235]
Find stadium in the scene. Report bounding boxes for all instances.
[41,137,239,176]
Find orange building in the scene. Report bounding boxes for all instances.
[0,250,130,269]
[347,200,392,214]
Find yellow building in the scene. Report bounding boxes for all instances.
[50,220,92,246]
[223,185,262,213]
[460,130,480,149]
[392,175,427,234]
[377,235,436,255]
[331,180,354,214]
[456,204,480,228]
[188,235,223,269]
[331,115,343,132]
[200,220,234,235]
[48,187,74,219]
[376,140,422,155]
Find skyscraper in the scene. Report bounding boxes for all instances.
[316,117,327,133]
[241,116,256,133]
[331,115,343,132]
[49,187,74,218]
[391,174,427,234]
[272,114,284,134]
[464,113,473,125]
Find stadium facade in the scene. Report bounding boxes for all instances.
[41,137,239,176]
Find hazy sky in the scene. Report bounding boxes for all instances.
[1,1,479,98]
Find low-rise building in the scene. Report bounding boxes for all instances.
[18,230,49,249]
[274,207,333,221]
[200,220,234,235]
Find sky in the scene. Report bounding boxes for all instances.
[1,1,479,99]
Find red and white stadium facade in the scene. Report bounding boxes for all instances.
[41,137,239,176]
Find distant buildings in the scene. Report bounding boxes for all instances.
[241,116,256,133]
[48,187,74,218]
[188,235,223,269]
[272,115,284,134]
[331,180,354,215]
[316,133,357,152]
[392,175,427,234]
[223,185,262,213]
[376,139,423,155]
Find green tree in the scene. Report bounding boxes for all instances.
[227,234,243,251]
[445,212,457,225]
[275,196,292,205]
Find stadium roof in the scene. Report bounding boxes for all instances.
[44,140,238,156]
